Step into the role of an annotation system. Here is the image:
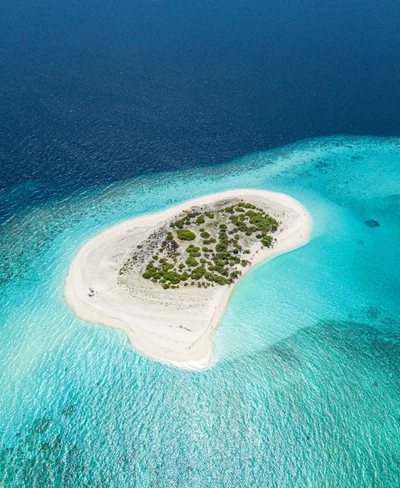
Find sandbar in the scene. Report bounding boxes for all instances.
[64,189,311,370]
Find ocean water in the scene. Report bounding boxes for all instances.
[0,135,399,486]
[2,0,400,194]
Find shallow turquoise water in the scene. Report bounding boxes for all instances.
[1,136,400,487]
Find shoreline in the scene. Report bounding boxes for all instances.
[64,189,311,370]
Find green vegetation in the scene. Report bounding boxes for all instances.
[176,229,196,241]
[195,215,205,224]
[186,256,199,267]
[120,199,279,289]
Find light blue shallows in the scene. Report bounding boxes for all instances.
[1,136,400,487]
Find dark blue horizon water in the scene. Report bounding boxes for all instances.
[1,0,400,199]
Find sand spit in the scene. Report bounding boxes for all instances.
[64,189,311,370]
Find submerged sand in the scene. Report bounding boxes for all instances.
[64,189,311,370]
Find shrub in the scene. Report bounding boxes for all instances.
[186,256,199,267]
[174,219,185,229]
[205,272,230,285]
[200,231,210,238]
[177,229,196,241]
[216,242,228,252]
[191,266,206,280]
[163,271,181,284]
[186,245,200,252]
[196,215,205,224]
[205,212,214,219]
[261,236,272,247]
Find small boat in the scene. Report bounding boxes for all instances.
[88,286,95,297]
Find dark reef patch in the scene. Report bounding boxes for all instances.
[365,219,380,227]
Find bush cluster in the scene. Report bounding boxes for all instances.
[177,229,196,241]
[138,199,279,289]
[186,256,199,267]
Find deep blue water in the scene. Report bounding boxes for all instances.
[1,0,400,197]
[1,1,400,487]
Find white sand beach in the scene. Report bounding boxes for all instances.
[64,189,311,370]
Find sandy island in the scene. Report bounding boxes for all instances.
[64,189,311,370]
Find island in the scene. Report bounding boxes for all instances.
[64,189,311,370]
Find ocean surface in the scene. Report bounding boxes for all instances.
[2,0,400,196]
[1,136,400,486]
[2,0,400,486]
